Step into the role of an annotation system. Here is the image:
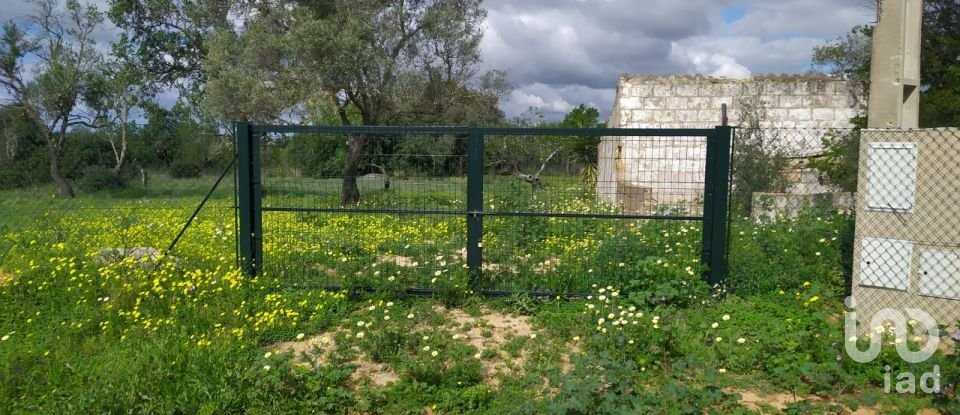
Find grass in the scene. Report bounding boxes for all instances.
[0,174,955,414]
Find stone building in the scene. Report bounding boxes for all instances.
[598,74,864,214]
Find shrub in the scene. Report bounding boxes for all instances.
[808,126,862,192]
[726,210,853,296]
[731,128,791,215]
[77,165,127,192]
[169,160,202,178]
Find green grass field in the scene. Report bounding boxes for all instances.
[0,175,954,414]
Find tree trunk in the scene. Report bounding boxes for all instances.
[47,141,74,198]
[111,104,130,174]
[340,133,366,206]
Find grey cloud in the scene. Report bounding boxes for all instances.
[482,0,723,89]
[726,0,875,38]
[484,0,874,120]
[501,83,616,121]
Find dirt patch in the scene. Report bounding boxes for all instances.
[432,305,543,387]
[271,306,559,390]
[377,254,417,268]
[733,389,858,413]
[532,258,560,274]
[310,264,337,277]
[0,270,12,286]
[272,331,400,388]
[440,306,533,350]
[729,389,940,414]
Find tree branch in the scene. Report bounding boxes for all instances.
[536,148,561,176]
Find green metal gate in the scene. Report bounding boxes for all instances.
[236,124,731,296]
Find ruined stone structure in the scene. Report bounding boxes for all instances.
[598,74,865,213]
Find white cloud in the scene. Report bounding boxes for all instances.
[668,43,751,78]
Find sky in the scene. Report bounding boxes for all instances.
[482,0,877,120]
[1,0,877,122]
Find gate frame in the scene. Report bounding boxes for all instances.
[235,124,731,292]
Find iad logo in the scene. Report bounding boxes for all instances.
[843,296,939,363]
[883,364,941,394]
[843,296,941,394]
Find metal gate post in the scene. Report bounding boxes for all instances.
[236,122,263,276]
[701,125,732,286]
[466,129,484,287]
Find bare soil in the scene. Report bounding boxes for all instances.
[730,388,941,414]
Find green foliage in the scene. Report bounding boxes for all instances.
[522,353,746,414]
[77,165,127,192]
[625,257,709,308]
[559,104,604,164]
[730,129,791,215]
[0,0,105,197]
[0,106,48,189]
[283,133,347,178]
[811,3,960,127]
[168,159,202,178]
[0,179,949,413]
[201,0,499,128]
[392,136,461,177]
[108,0,225,90]
[727,209,853,296]
[811,25,872,85]
[731,96,791,214]
[808,123,863,193]
[935,332,960,412]
[920,0,960,127]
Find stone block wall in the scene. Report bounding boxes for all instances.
[598,74,865,209]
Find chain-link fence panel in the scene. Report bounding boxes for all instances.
[849,128,960,333]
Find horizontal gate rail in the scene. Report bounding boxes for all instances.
[249,124,715,137]
[260,206,702,221]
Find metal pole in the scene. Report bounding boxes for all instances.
[466,129,484,287]
[701,126,732,286]
[236,122,263,276]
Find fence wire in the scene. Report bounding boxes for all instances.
[849,128,960,332]
[726,127,960,333]
[8,125,956,330]
[252,128,719,294]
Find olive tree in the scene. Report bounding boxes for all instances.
[0,0,103,197]
[201,0,499,205]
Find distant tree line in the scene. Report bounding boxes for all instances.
[0,101,229,191]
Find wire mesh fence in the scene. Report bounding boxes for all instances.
[6,124,957,330]
[725,127,859,296]
[247,126,729,295]
[259,131,468,290]
[726,126,960,333]
[849,128,960,333]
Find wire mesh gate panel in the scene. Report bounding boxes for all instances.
[236,124,731,295]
